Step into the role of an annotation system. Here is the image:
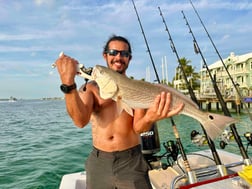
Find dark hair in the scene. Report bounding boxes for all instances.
[103,35,132,55]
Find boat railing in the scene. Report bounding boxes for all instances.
[170,160,244,189]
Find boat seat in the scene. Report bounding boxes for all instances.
[149,166,185,189]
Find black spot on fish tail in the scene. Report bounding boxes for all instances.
[209,115,214,120]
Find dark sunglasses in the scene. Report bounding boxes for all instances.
[105,49,131,58]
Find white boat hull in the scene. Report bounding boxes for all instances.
[59,149,251,189]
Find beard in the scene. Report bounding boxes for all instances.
[110,60,128,74]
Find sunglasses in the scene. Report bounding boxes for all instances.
[105,49,131,58]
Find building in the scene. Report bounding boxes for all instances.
[200,52,252,100]
[173,61,200,97]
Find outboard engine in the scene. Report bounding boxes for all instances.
[140,123,161,169]
[140,122,160,155]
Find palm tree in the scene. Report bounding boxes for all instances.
[173,57,200,90]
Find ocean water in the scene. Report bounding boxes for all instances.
[0,100,251,189]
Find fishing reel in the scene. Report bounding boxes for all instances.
[191,130,207,146]
[244,132,252,152]
[78,65,93,91]
[163,140,179,166]
[219,129,234,149]
[144,140,179,169]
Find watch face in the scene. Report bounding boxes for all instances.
[60,83,76,93]
[60,85,69,93]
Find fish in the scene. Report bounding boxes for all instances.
[84,65,237,140]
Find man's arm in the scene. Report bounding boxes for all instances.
[64,89,94,128]
[55,54,93,128]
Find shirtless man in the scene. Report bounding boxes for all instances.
[55,35,184,189]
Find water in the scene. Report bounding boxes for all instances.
[0,100,92,189]
[0,100,251,189]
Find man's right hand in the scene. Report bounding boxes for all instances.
[55,53,78,85]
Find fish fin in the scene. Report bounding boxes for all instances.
[116,96,123,115]
[96,77,118,99]
[116,96,133,116]
[201,113,237,140]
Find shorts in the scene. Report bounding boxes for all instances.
[85,144,152,189]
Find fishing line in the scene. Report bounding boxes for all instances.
[131,0,160,83]
[131,0,195,179]
[182,10,251,165]
[158,6,224,175]
[189,0,252,121]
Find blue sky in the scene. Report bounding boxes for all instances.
[0,0,252,99]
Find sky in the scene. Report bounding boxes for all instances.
[0,0,252,99]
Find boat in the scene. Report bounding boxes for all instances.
[59,149,251,189]
[59,125,252,189]
[8,96,17,102]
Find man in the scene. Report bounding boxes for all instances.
[55,35,184,189]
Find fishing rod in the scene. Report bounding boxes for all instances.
[157,7,198,106]
[189,0,252,121]
[158,6,226,177]
[182,10,251,166]
[131,0,197,183]
[131,0,160,83]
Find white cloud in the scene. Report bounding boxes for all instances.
[0,0,252,98]
[222,34,230,41]
[34,0,55,7]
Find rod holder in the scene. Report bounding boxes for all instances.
[187,171,197,184]
[244,158,252,166]
[217,164,227,176]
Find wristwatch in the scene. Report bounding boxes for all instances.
[60,83,77,94]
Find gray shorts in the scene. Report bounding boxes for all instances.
[85,145,152,189]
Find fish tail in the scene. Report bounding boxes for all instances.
[200,113,237,140]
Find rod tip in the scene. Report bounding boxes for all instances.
[59,51,64,57]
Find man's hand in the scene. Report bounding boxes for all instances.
[145,92,184,122]
[55,54,78,85]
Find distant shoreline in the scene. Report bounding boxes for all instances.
[0,97,64,101]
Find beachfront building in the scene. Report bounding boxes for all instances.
[200,52,252,100]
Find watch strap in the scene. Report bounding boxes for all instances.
[60,83,77,94]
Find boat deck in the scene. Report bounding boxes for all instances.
[59,149,251,189]
[149,149,246,188]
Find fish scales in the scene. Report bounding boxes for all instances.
[117,79,206,122]
[91,65,237,139]
[95,66,198,111]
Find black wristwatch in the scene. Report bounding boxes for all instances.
[60,83,77,94]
